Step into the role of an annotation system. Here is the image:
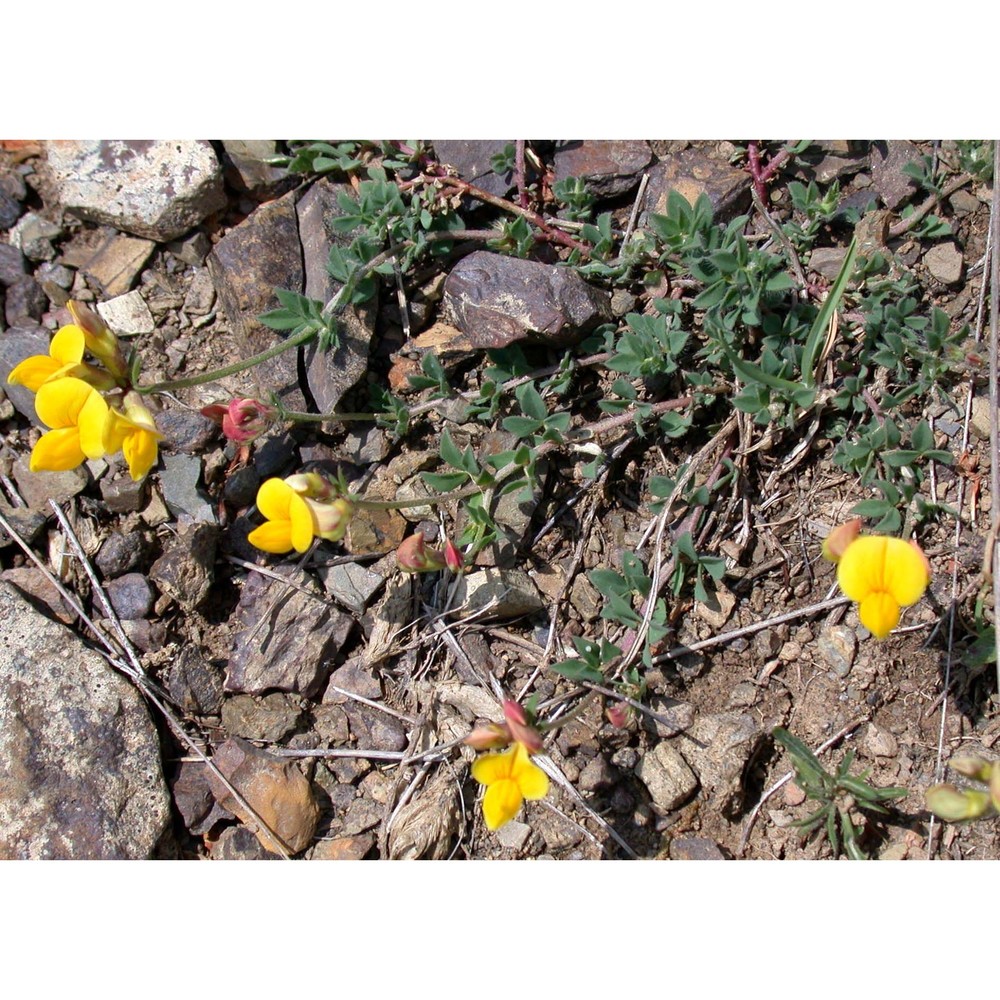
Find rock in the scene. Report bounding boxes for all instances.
[682,711,764,818]
[432,139,515,198]
[165,646,224,716]
[495,820,532,852]
[207,190,307,409]
[154,406,220,455]
[442,251,611,349]
[342,702,408,752]
[13,454,88,506]
[451,567,544,620]
[635,741,699,813]
[0,244,27,286]
[311,833,375,860]
[0,324,52,423]
[0,190,20,230]
[341,796,382,836]
[0,581,170,858]
[578,754,618,793]
[106,572,154,619]
[206,737,318,855]
[226,567,353,698]
[210,824,280,859]
[45,140,226,241]
[0,495,46,549]
[99,472,149,514]
[222,693,303,742]
[863,723,899,758]
[220,140,293,196]
[318,560,384,614]
[1,566,76,624]
[669,836,726,861]
[95,290,155,336]
[9,212,61,261]
[387,770,463,860]
[312,703,350,743]
[158,452,216,523]
[80,234,156,298]
[924,242,964,285]
[553,140,653,198]
[695,582,736,630]
[223,465,260,509]
[970,395,991,440]
[869,140,921,210]
[148,521,217,610]
[296,178,377,413]
[182,269,216,315]
[170,760,226,835]
[816,624,857,678]
[4,276,47,326]
[642,146,751,225]
[324,659,383,703]
[808,246,849,280]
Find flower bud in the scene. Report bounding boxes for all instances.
[947,756,994,782]
[925,784,994,822]
[285,472,335,500]
[822,518,862,563]
[606,702,632,728]
[67,300,128,380]
[502,699,543,754]
[209,397,275,443]
[443,538,465,574]
[396,531,447,573]
[463,723,511,751]
[308,496,353,542]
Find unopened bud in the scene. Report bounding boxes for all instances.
[925,784,994,822]
[607,702,631,728]
[218,397,275,443]
[502,699,543,753]
[285,472,335,499]
[464,723,511,751]
[68,300,128,379]
[948,756,994,782]
[396,531,447,573]
[443,538,465,574]
[821,518,862,563]
[309,497,353,542]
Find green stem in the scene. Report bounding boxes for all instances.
[281,409,378,423]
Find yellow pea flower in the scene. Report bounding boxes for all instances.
[67,300,129,380]
[7,324,117,393]
[471,742,549,831]
[103,392,163,480]
[835,535,931,639]
[30,377,109,472]
[247,477,354,554]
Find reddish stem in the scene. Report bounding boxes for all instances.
[746,141,792,204]
[515,139,528,209]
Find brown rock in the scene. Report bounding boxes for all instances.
[80,233,156,298]
[869,140,921,210]
[432,140,515,198]
[149,521,217,610]
[310,834,374,860]
[553,140,653,198]
[443,251,611,349]
[643,146,750,224]
[206,737,319,856]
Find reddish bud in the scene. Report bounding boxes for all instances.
[463,723,511,751]
[443,538,465,574]
[606,702,631,728]
[821,518,862,563]
[396,531,447,573]
[502,699,543,753]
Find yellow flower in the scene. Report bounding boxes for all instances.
[471,742,549,831]
[247,477,354,554]
[30,377,109,472]
[836,535,931,639]
[103,391,163,480]
[67,300,129,380]
[7,324,117,393]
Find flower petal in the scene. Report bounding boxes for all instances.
[511,747,549,800]
[836,535,887,602]
[35,377,95,429]
[49,325,86,365]
[247,521,294,554]
[30,427,86,472]
[471,748,515,786]
[255,478,293,522]
[77,390,110,460]
[7,355,60,393]
[882,537,930,607]
[481,779,523,830]
[288,492,315,553]
[121,429,159,479]
[858,591,900,640]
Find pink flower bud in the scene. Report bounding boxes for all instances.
[396,532,447,573]
[463,723,511,751]
[502,700,543,753]
[443,538,465,574]
[606,702,631,728]
[223,397,275,443]
[821,518,862,563]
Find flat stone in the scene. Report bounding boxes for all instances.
[106,572,154,619]
[495,820,532,852]
[642,146,751,225]
[863,723,899,758]
[223,465,260,509]
[635,740,699,813]
[220,140,293,196]
[0,581,170,858]
[148,521,217,610]
[432,139,515,198]
[324,658,383,702]
[166,231,212,266]
[924,242,964,284]
[669,836,726,861]
[154,406,220,455]
[0,244,27,286]
[182,269,216,315]
[443,250,611,349]
[0,567,76,624]
[46,140,226,242]
[310,833,374,860]
[9,212,62,261]
[81,234,156,298]
[222,692,304,742]
[816,624,857,678]
[4,276,47,326]
[318,560,384,614]
[970,395,991,440]
[694,582,736,630]
[99,472,149,514]
[553,140,653,198]
[226,567,353,698]
[95,290,155,336]
[869,140,921,210]
[13,453,89,507]
[205,737,318,856]
[682,712,763,819]
[451,567,544,620]
[342,702,407,752]
[808,246,849,280]
[0,324,52,423]
[0,496,46,549]
[341,796,382,836]
[578,754,618,793]
[297,178,377,413]
[165,645,224,716]
[170,761,224,835]
[207,190,307,410]
[158,452,216,523]
[210,824,279,860]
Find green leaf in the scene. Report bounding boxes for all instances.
[551,659,604,684]
[421,472,467,492]
[800,236,858,388]
[503,415,543,438]
[439,428,465,470]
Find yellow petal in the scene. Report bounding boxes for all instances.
[121,428,159,480]
[482,779,523,830]
[836,535,888,602]
[510,745,549,800]
[288,492,315,553]
[8,355,61,392]
[882,537,930,606]
[77,390,110,460]
[35,377,97,429]
[858,591,900,640]
[30,427,86,472]
[102,406,131,453]
[256,478,294,522]
[471,748,515,786]
[247,521,294,554]
[49,325,86,365]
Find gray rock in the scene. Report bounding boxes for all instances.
[634,740,699,813]
[12,453,88,508]
[341,795,382,835]
[0,244,27,286]
[9,212,62,261]
[45,140,226,242]
[816,624,857,678]
[297,179,377,413]
[35,261,74,290]
[253,431,298,478]
[226,567,353,698]
[96,530,151,578]
[869,140,921,210]
[0,496,46,549]
[154,406,220,455]
[223,465,260,509]
[4,276,46,326]
[0,581,170,858]
[669,836,726,860]
[451,567,544,620]
[431,139,515,198]
[0,324,52,423]
[0,190,20,230]
[158,452,216,523]
[682,711,764,819]
[100,473,149,514]
[324,658,382,702]
[95,290,155,336]
[166,646,224,716]
[182,269,216,315]
[166,231,212,266]
[170,760,226,834]
[80,233,156,298]
[208,190,307,409]
[808,246,850,280]
[642,146,751,225]
[1,566,76,624]
[553,140,653,198]
[345,701,408,752]
[210,824,278,860]
[106,572,154,619]
[925,242,964,285]
[318,560,384,613]
[222,692,303,742]
[443,251,611,349]
[221,140,293,196]
[149,521,217,610]
[578,754,618,793]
